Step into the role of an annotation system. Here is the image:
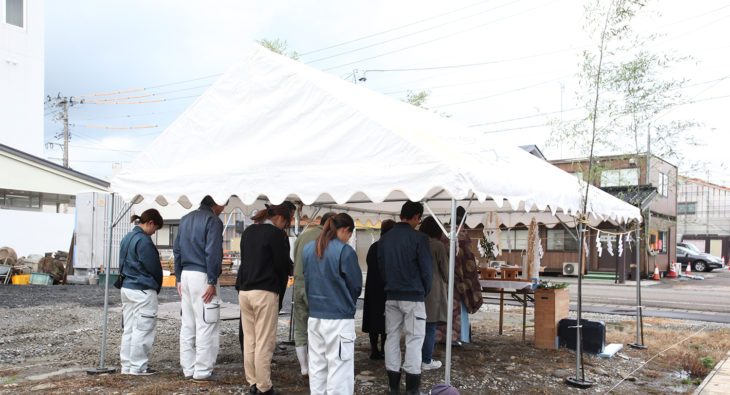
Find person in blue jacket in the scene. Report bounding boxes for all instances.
[119,208,164,376]
[303,213,362,395]
[378,201,433,395]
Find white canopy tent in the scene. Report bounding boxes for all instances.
[104,44,641,384]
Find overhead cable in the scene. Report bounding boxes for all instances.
[322,0,562,71]
[300,0,494,56]
[305,0,520,64]
[84,125,158,130]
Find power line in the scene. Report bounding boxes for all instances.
[300,0,494,56]
[651,74,730,123]
[73,109,186,122]
[69,145,141,153]
[462,75,730,128]
[430,74,568,108]
[322,0,562,71]
[83,93,200,105]
[363,48,576,74]
[83,125,158,130]
[73,74,220,99]
[305,0,521,64]
[469,107,583,127]
[656,4,730,29]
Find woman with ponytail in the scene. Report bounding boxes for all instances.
[119,209,164,376]
[302,213,362,395]
[236,204,292,395]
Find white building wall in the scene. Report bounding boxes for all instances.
[0,0,44,156]
[677,177,730,237]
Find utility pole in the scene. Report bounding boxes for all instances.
[46,94,82,168]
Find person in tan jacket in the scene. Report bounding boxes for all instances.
[419,216,449,371]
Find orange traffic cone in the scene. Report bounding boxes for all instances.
[652,266,660,280]
[685,261,692,276]
[667,261,678,279]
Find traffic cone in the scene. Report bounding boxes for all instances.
[666,261,678,279]
[652,266,660,280]
[685,261,692,276]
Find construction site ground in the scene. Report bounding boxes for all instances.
[1,284,729,394]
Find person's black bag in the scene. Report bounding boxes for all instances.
[113,273,126,289]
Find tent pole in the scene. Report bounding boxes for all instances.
[88,193,116,375]
[444,199,457,385]
[629,227,647,349]
[566,221,592,387]
[422,201,448,237]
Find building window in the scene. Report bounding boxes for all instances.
[0,189,40,210]
[600,168,639,187]
[678,202,696,214]
[547,229,579,251]
[500,229,529,251]
[150,224,178,248]
[659,172,668,196]
[658,231,668,254]
[5,0,23,28]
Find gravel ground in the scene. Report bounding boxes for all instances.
[1,284,728,394]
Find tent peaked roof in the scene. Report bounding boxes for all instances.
[111,44,640,224]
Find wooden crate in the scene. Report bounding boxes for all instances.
[479,268,498,280]
[219,273,237,287]
[533,288,569,349]
[501,267,520,280]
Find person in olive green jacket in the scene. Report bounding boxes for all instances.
[292,211,336,377]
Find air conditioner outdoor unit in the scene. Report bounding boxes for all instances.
[563,262,579,276]
[489,260,507,269]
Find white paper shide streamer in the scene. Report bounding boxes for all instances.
[618,234,623,257]
[607,233,614,257]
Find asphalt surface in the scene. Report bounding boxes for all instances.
[483,268,730,323]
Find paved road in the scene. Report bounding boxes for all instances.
[484,268,730,323]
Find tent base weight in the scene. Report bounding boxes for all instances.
[87,367,115,375]
[628,342,648,350]
[565,376,594,388]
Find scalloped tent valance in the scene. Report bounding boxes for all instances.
[111,44,641,225]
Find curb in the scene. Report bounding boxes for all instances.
[694,350,730,394]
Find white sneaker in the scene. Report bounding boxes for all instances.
[421,360,442,370]
[129,368,157,376]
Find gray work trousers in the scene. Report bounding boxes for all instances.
[384,300,426,374]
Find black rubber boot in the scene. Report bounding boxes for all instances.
[370,333,383,359]
[387,370,401,395]
[405,373,426,395]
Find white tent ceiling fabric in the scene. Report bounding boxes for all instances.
[111,44,641,226]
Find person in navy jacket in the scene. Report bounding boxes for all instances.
[378,201,433,395]
[303,213,362,395]
[119,208,164,376]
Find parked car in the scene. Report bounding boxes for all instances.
[676,245,724,272]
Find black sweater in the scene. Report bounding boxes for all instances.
[236,224,291,296]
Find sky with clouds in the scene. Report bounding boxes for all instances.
[43,0,730,185]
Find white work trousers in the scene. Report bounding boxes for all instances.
[120,288,158,374]
[180,271,221,379]
[307,318,356,395]
[384,300,426,374]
